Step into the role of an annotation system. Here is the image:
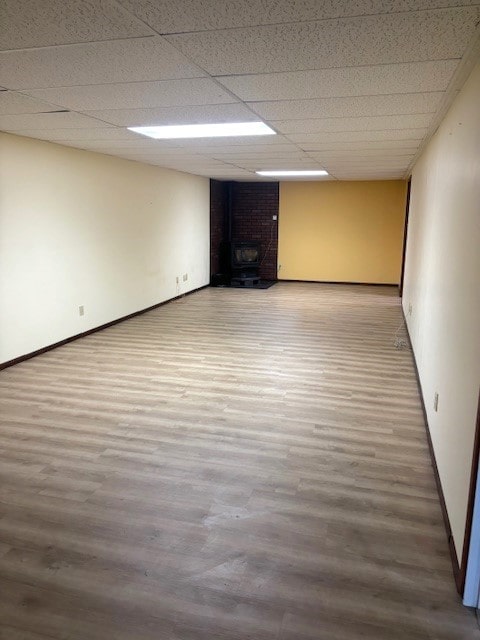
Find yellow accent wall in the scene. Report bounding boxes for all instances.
[278,180,407,284]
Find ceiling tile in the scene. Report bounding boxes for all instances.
[327,169,408,177]
[211,158,311,168]
[0,37,205,90]
[118,0,480,33]
[331,172,405,179]
[335,167,411,173]
[120,156,237,170]
[308,148,417,158]
[196,171,257,180]
[83,103,259,127]
[119,158,217,166]
[325,154,412,161]
[211,154,311,164]
[7,127,143,141]
[302,141,421,152]
[0,0,154,50]
[292,129,427,144]
[172,134,292,148]
[0,91,62,115]
[312,159,415,169]
[276,113,434,134]
[205,167,254,174]
[157,161,236,168]
[333,167,408,173]
[166,8,480,75]
[0,112,113,131]
[95,149,205,159]
[56,140,188,152]
[302,141,423,152]
[336,170,406,174]
[325,160,412,169]
[218,60,458,101]
[325,154,413,162]
[23,78,236,112]
[204,143,302,155]
[235,159,324,170]
[250,92,442,121]
[3,2,477,182]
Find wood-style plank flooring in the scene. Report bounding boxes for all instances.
[0,283,478,640]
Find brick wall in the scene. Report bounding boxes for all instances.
[210,180,279,281]
[231,182,279,280]
[210,180,227,276]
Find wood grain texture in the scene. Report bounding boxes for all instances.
[0,283,477,640]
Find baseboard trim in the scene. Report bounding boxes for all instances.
[402,310,462,593]
[0,285,208,371]
[279,279,399,287]
[459,393,480,596]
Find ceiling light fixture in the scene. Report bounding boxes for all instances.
[128,122,276,139]
[256,170,329,177]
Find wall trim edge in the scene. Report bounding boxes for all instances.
[460,393,480,596]
[279,279,399,287]
[402,310,462,594]
[0,285,209,371]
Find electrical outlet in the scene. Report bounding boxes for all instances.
[176,276,179,284]
[79,305,84,316]
[434,392,439,412]
[408,303,412,315]
[183,273,188,282]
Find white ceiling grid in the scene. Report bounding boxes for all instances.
[1,0,479,180]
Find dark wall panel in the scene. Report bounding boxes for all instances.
[210,180,279,281]
[210,180,227,276]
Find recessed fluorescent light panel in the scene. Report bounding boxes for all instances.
[256,170,329,177]
[128,122,275,139]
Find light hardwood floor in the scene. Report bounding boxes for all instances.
[0,283,477,640]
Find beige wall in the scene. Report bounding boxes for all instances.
[403,63,480,559]
[0,133,210,364]
[278,180,406,284]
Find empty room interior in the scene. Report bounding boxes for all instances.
[1,1,480,639]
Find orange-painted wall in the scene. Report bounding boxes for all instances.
[278,180,407,284]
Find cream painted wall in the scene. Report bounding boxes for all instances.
[0,132,210,364]
[278,180,406,284]
[402,63,480,560]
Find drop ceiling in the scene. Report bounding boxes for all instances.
[1,0,479,181]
